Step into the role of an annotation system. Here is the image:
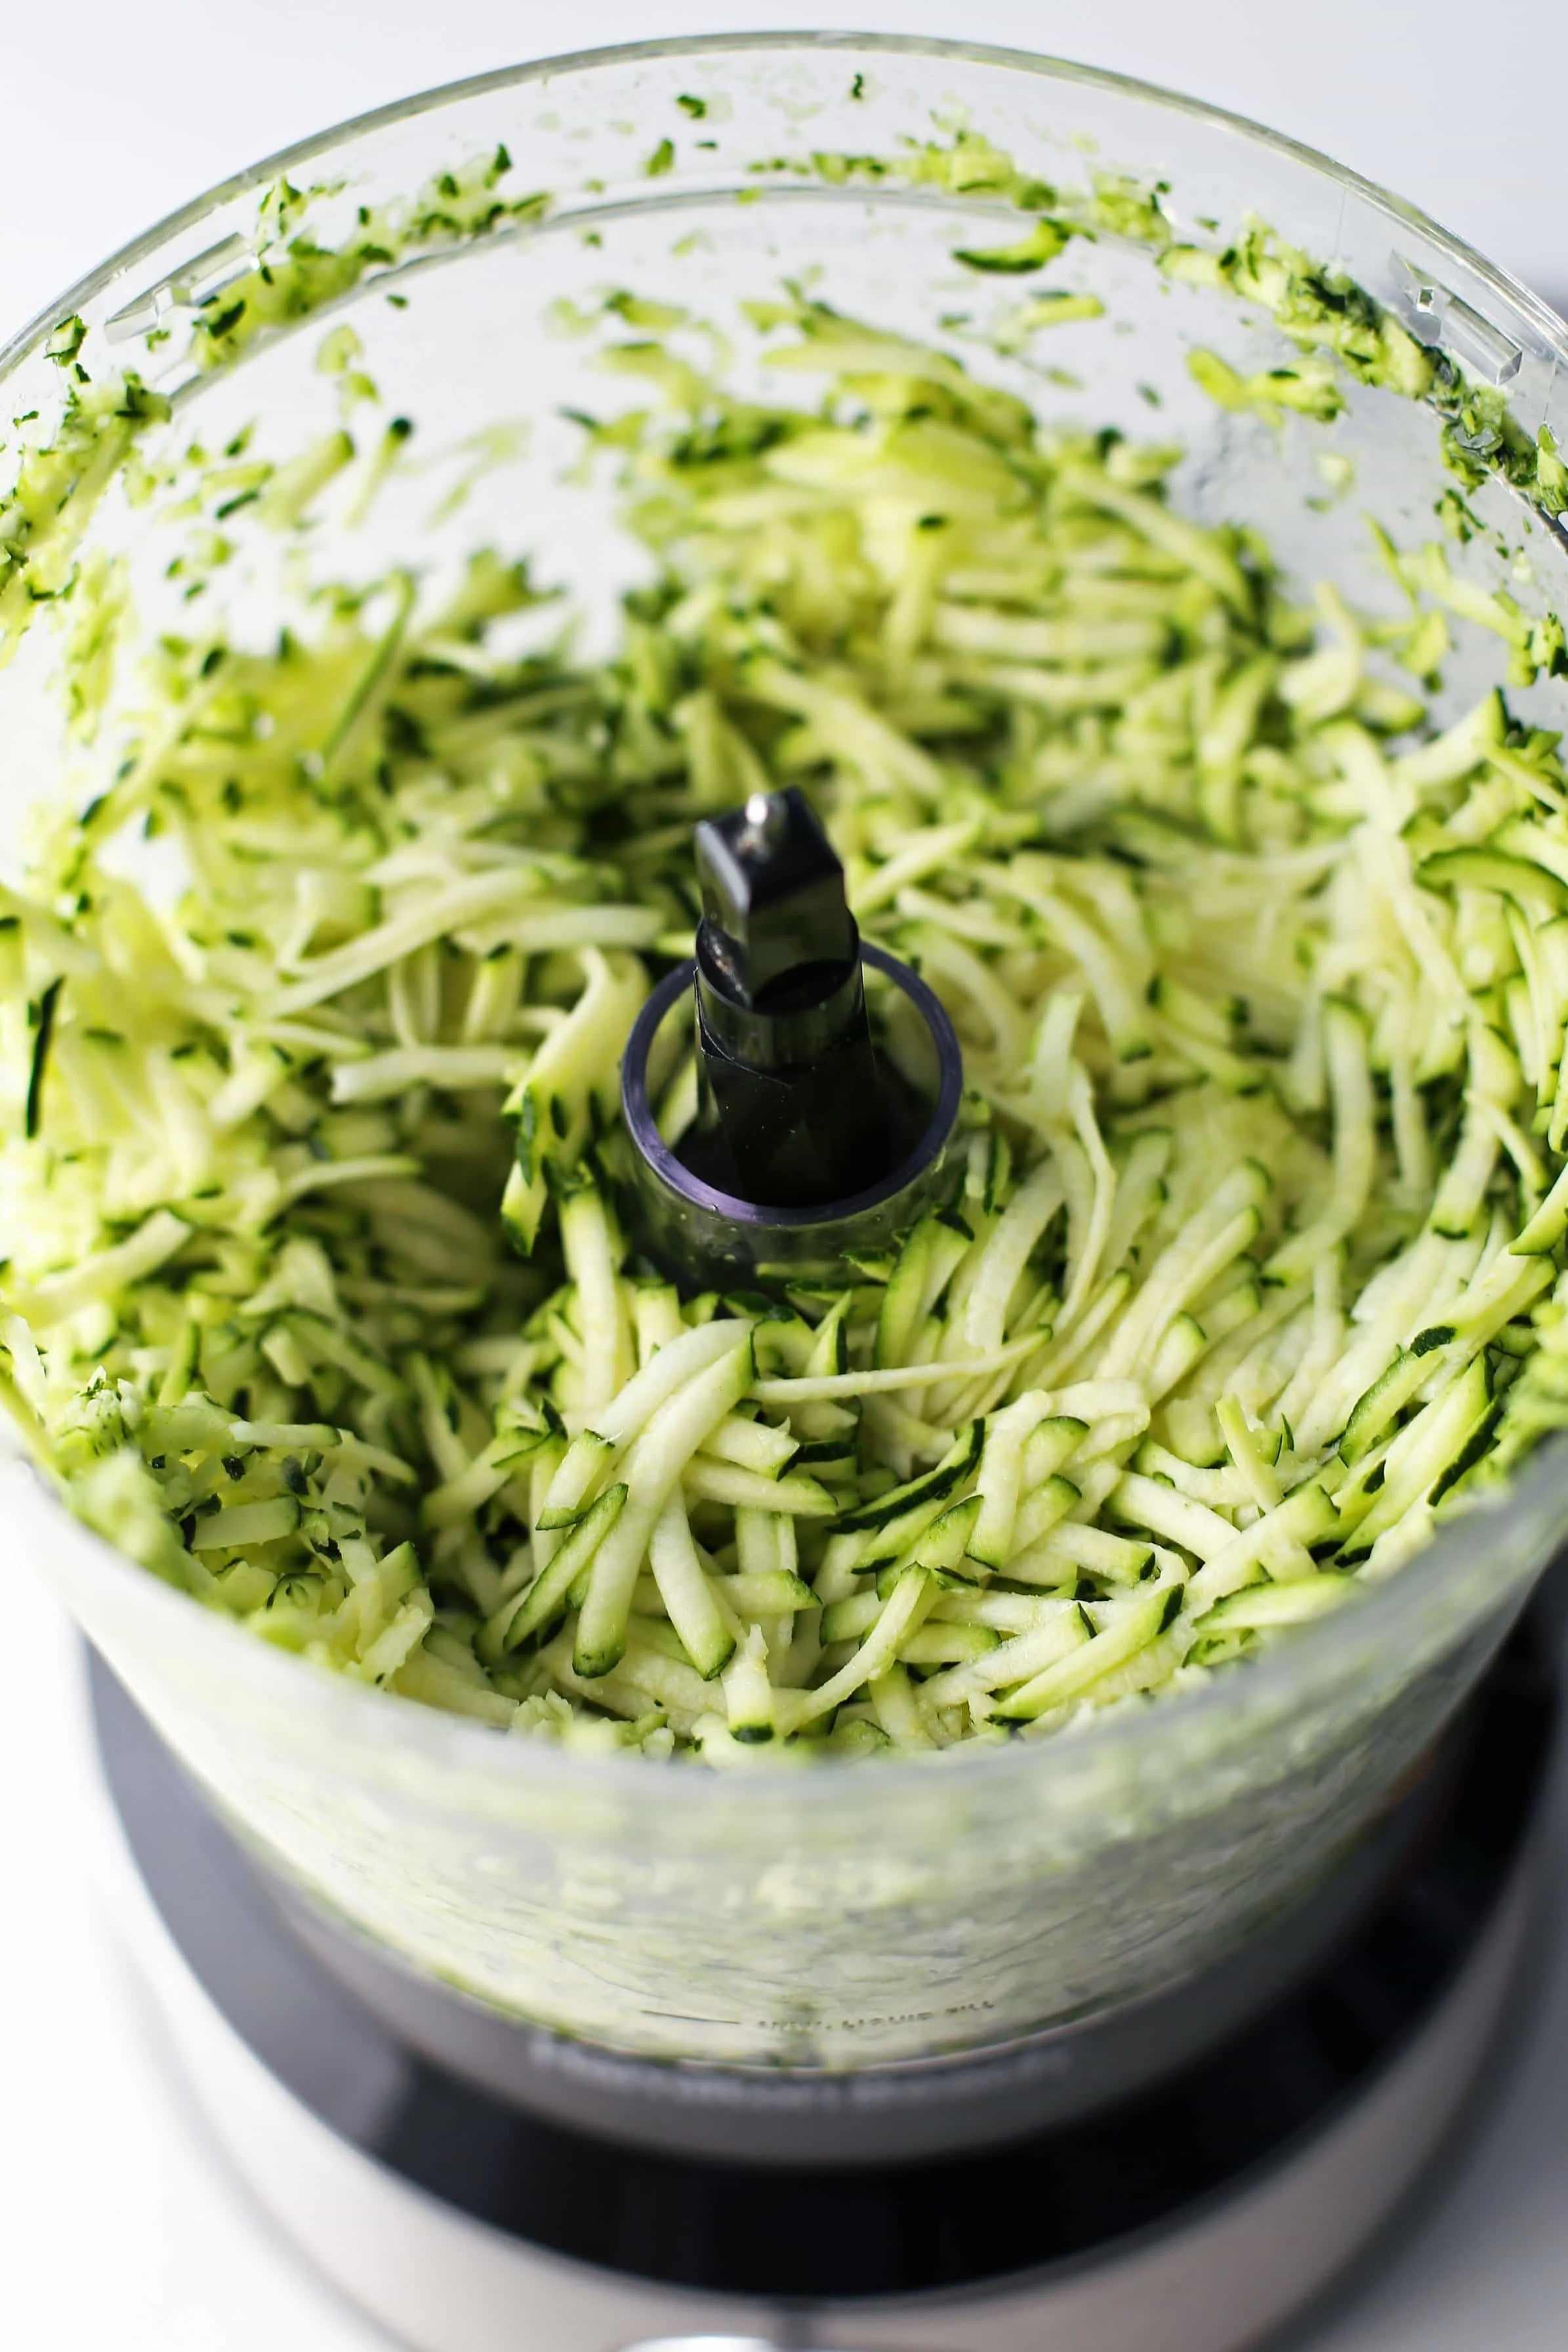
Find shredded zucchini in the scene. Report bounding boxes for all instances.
[6,257,1568,1764]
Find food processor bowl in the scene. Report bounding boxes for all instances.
[5,33,1568,2072]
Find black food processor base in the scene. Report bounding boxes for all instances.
[87,1611,1558,2352]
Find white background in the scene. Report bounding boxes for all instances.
[5,6,1568,2348]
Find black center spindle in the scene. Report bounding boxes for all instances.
[691,788,893,1208]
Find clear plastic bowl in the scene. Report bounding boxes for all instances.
[7,34,1568,2070]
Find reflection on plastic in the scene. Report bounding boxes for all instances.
[619,2340,785,2352]
[619,2342,884,2352]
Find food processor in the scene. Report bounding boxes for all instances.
[5,31,1568,2352]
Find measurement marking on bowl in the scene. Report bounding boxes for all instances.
[1393,251,1523,382]
[104,232,256,342]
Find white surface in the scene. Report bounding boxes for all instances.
[5,7,1568,2348]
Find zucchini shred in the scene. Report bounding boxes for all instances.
[5,243,1568,1765]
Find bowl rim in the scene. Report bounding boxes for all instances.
[6,28,1567,1802]
[5,29,1567,382]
